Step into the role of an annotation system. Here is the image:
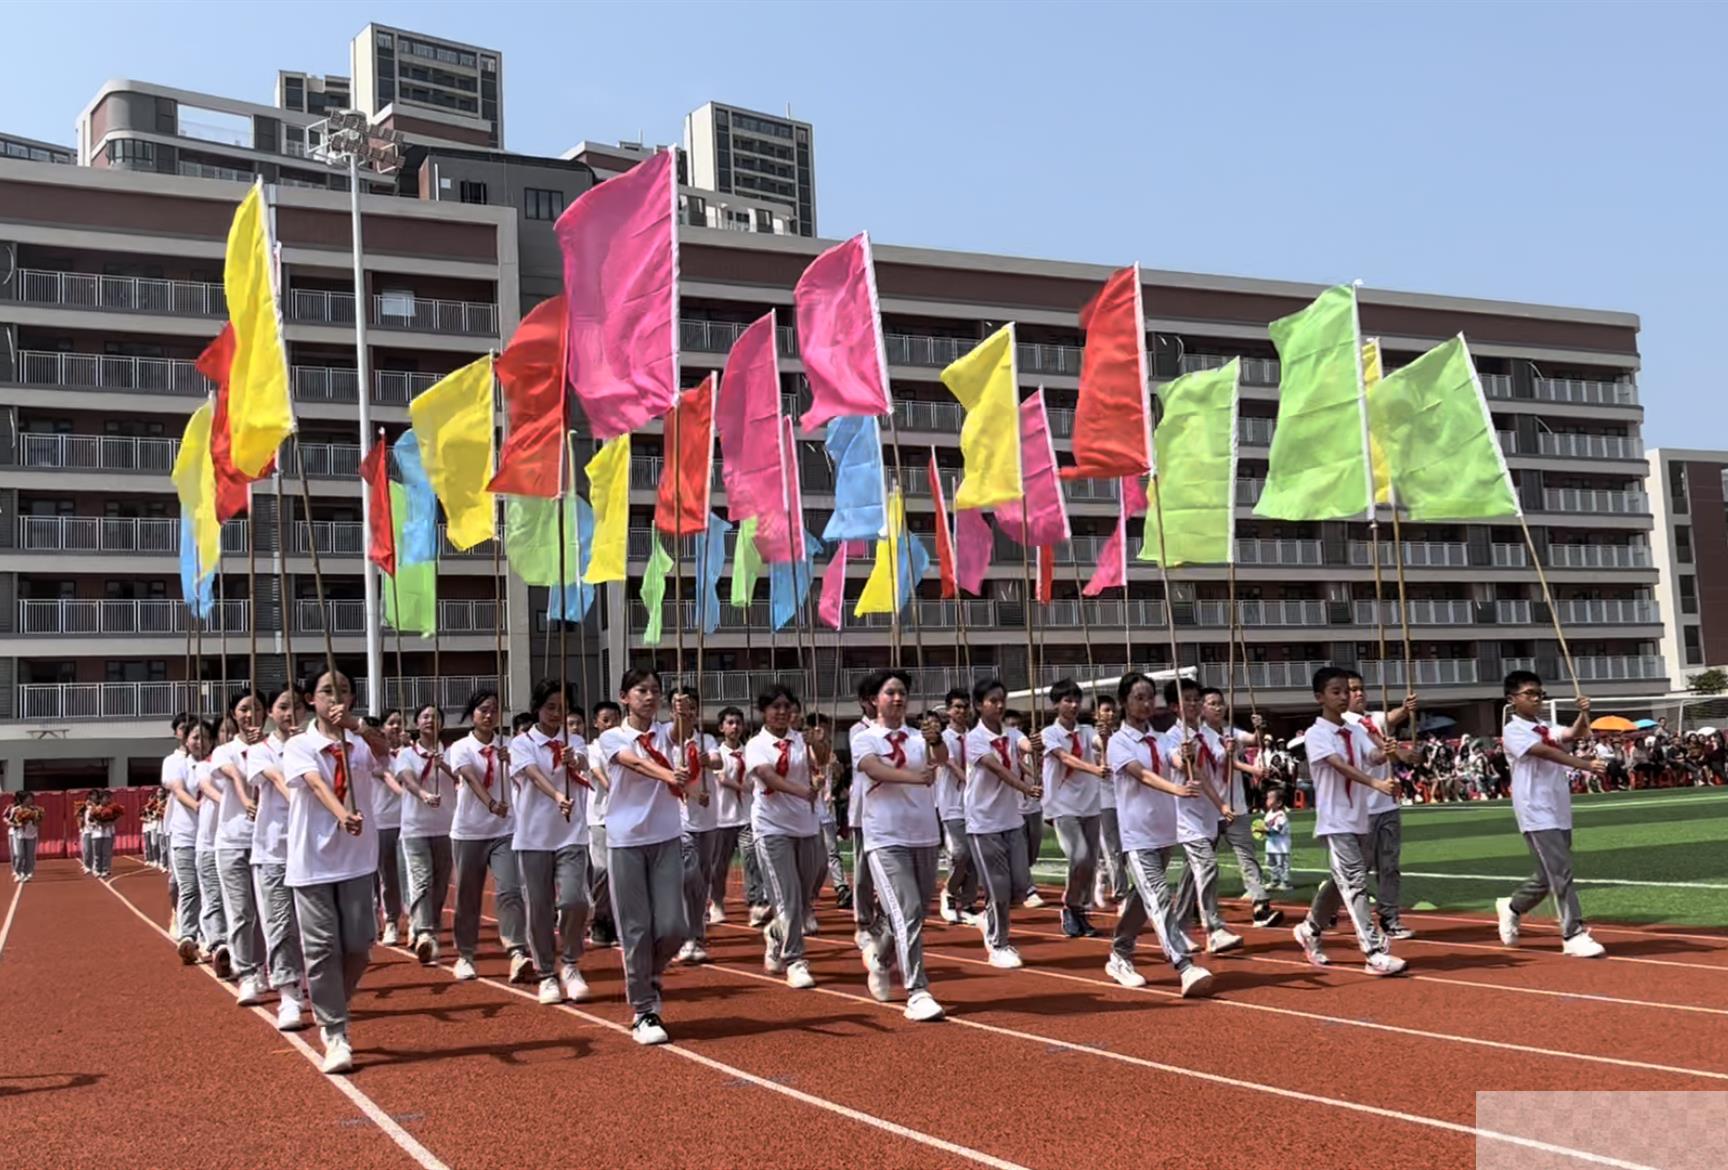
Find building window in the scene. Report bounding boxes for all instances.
[1676,524,1693,562]
[107,659,167,683]
[524,187,564,221]
[1670,461,1689,513]
[1681,574,1698,616]
[458,180,488,204]
[105,138,157,168]
[1685,625,1704,666]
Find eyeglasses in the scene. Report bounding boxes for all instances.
[1512,689,1548,700]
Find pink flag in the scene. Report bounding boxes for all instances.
[995,390,1070,546]
[819,540,867,629]
[1122,471,1149,517]
[716,311,786,526]
[954,507,994,596]
[764,416,804,565]
[795,233,891,432]
[556,149,678,440]
[1083,502,1130,597]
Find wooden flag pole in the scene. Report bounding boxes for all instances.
[1225,556,1239,732]
[1517,514,1584,702]
[183,612,194,721]
[1366,509,1397,733]
[1148,472,1190,756]
[1016,511,1042,729]
[191,544,204,723]
[247,495,258,707]
[289,441,353,813]
[567,432,590,710]
[880,413,907,674]
[940,461,971,680]
[1227,561,1260,720]
[389,573,406,716]
[557,429,572,819]
[274,467,295,695]
[1386,500,1417,731]
[217,547,229,713]
[671,407,686,687]
[1068,549,1098,695]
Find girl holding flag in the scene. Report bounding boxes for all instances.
[247,685,311,1032]
[397,703,459,965]
[448,689,531,984]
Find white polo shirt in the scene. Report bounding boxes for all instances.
[1168,723,1222,845]
[212,738,259,853]
[597,722,685,849]
[194,759,221,854]
[854,723,941,852]
[715,740,752,829]
[396,743,457,840]
[247,735,290,866]
[1307,716,1376,838]
[509,727,590,851]
[746,728,820,839]
[448,732,515,842]
[585,737,612,828]
[1097,724,1118,810]
[679,732,722,833]
[936,726,968,822]
[161,751,200,849]
[1111,723,1178,851]
[372,748,404,830]
[281,725,380,888]
[1346,711,1401,815]
[1041,720,1101,819]
[1504,715,1575,833]
[847,718,876,831]
[963,723,1026,836]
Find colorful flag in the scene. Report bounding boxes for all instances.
[198,323,267,523]
[1368,335,1520,521]
[556,149,677,439]
[715,311,784,525]
[392,429,438,566]
[1140,360,1239,566]
[818,541,866,630]
[582,435,630,585]
[488,294,567,497]
[940,324,1023,510]
[360,434,395,577]
[995,389,1070,546]
[694,512,732,635]
[171,402,220,589]
[821,413,887,543]
[795,232,891,432]
[729,516,763,608]
[854,490,930,617]
[409,355,497,551]
[1036,545,1055,604]
[759,416,806,566]
[222,185,292,478]
[383,483,437,637]
[927,452,957,600]
[770,530,820,631]
[1085,500,1130,597]
[1062,265,1152,482]
[1255,284,1371,521]
[638,532,676,646]
[178,510,214,619]
[954,507,993,597]
[655,376,715,537]
[546,497,597,623]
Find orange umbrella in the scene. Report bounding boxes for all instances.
[1589,715,1637,733]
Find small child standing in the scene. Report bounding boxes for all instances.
[1263,789,1291,890]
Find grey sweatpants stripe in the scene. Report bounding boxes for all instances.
[867,844,937,995]
[755,831,821,965]
[1113,846,1192,971]
[967,828,1016,951]
[1172,835,1224,932]
[1305,831,1387,956]
[1050,814,1100,912]
[1217,812,1269,904]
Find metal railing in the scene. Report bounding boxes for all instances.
[1351,599,1475,626]
[1551,599,1660,625]
[679,318,799,357]
[1197,599,1327,627]
[1498,431,1518,455]
[1534,378,1638,407]
[1481,373,1514,400]
[15,350,212,395]
[372,294,498,336]
[10,675,499,722]
[1178,353,1280,386]
[281,441,362,479]
[1494,600,1533,624]
[1358,659,1480,687]
[1235,538,1322,566]
[661,665,998,704]
[1224,660,1330,690]
[13,515,249,555]
[893,399,964,433]
[16,268,226,317]
[1237,479,1264,506]
[1546,543,1652,569]
[1571,655,1664,681]
[13,598,248,636]
[178,160,254,183]
[374,370,442,404]
[1238,416,1275,446]
[11,432,179,473]
[1537,432,1642,460]
[1492,543,1528,567]
[1541,488,1648,514]
[1348,541,1470,568]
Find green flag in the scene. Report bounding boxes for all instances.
[504,496,560,586]
[1254,284,1372,521]
[382,483,436,637]
[1369,335,1519,520]
[639,533,675,646]
[1140,359,1238,565]
[729,516,763,607]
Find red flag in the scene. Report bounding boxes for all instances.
[654,377,715,536]
[200,324,268,522]
[1061,265,1154,481]
[1036,545,1055,604]
[360,435,396,577]
[488,295,568,497]
[927,452,957,600]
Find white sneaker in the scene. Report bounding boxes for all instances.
[1105,953,1147,988]
[537,976,563,1005]
[414,932,438,965]
[236,975,267,1006]
[939,890,959,923]
[1207,928,1244,954]
[632,1012,669,1046]
[561,964,590,1002]
[1495,898,1521,947]
[453,957,478,981]
[509,952,535,984]
[1179,965,1216,998]
[804,911,820,936]
[866,965,893,1002]
[686,942,709,964]
[1562,931,1607,959]
[763,926,785,975]
[676,940,698,963]
[786,961,815,990]
[320,1031,354,1075]
[748,905,772,928]
[1292,922,1330,967]
[856,930,885,973]
[959,909,985,928]
[275,992,307,1032]
[381,922,399,946]
[1365,951,1408,977]
[903,991,945,1022]
[707,903,725,926]
[987,946,1023,970]
[1023,892,1045,909]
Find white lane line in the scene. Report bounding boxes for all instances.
[1387,908,1728,945]
[102,878,450,1170]
[701,956,1662,1170]
[383,944,1033,1170]
[0,883,21,963]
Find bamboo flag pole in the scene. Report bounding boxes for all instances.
[567,431,590,710]
[273,467,294,693]
[1367,507,1397,730]
[1518,514,1584,702]
[193,572,204,722]
[247,492,258,706]
[558,423,572,819]
[289,442,353,813]
[879,417,905,672]
[390,574,405,717]
[671,406,686,687]
[1068,545,1098,694]
[1016,511,1042,730]
[1227,562,1260,720]
[1148,472,1190,757]
[945,466,972,679]
[217,547,229,712]
[1387,498,1417,735]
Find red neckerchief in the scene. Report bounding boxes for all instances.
[774,737,791,776]
[871,728,909,794]
[1534,723,1555,746]
[951,728,967,769]
[321,740,351,805]
[683,740,703,788]
[479,743,496,790]
[548,731,591,790]
[992,734,1013,774]
[1335,723,1358,801]
[636,732,673,770]
[1141,729,1163,775]
[413,744,438,784]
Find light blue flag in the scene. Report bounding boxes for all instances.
[769,529,822,631]
[547,496,597,622]
[897,529,931,614]
[821,415,887,543]
[179,510,214,619]
[393,428,439,565]
[694,511,733,635]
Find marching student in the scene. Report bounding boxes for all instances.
[1495,671,1609,958]
[1015,722,1046,910]
[585,700,620,948]
[282,669,392,1075]
[596,667,693,1045]
[848,673,886,971]
[166,720,210,963]
[1195,692,1283,929]
[78,790,94,875]
[1166,680,1243,954]
[1291,667,1408,976]
[964,678,1040,968]
[5,791,41,882]
[746,684,826,990]
[853,670,947,1020]
[1104,672,1214,997]
[937,687,979,925]
[374,709,409,947]
[86,790,120,879]
[670,686,721,964]
[1092,694,1126,908]
[397,702,459,965]
[449,689,531,984]
[709,706,763,925]
[806,712,850,913]
[1344,673,1417,939]
[194,719,232,975]
[1041,679,1106,938]
[509,679,594,1005]
[213,690,271,1006]
[247,685,311,1031]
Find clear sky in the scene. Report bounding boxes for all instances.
[5,1,1721,446]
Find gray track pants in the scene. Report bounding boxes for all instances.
[92,836,115,877]
[851,827,882,935]
[172,846,202,942]
[216,848,264,981]
[292,875,373,1034]
[940,817,978,908]
[817,822,846,899]
[402,834,452,940]
[1305,832,1387,956]
[1050,814,1100,912]
[1113,846,1194,972]
[1173,836,1224,932]
[738,823,767,907]
[588,824,613,931]
[517,844,591,976]
[195,849,228,951]
[452,836,526,961]
[608,837,685,1015]
[81,832,93,871]
[866,844,938,995]
[376,827,405,927]
[756,831,822,965]
[1097,807,1126,899]
[967,829,1017,951]
[9,834,36,879]
[254,861,304,990]
[705,825,741,912]
[1018,811,1043,900]
[1217,812,1269,903]
[680,829,724,944]
[1368,808,1403,925]
[1508,828,1586,939]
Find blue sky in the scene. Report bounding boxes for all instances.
[5,1,1721,446]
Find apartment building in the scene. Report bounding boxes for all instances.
[351,23,503,150]
[683,103,815,237]
[1647,448,1728,686]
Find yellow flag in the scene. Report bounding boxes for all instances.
[855,489,906,617]
[172,403,221,578]
[224,185,293,477]
[583,434,631,584]
[409,355,497,550]
[940,323,1023,509]
[1363,339,1392,505]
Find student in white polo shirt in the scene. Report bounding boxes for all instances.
[509,679,594,1006]
[373,708,409,947]
[213,690,270,1006]
[193,718,232,975]
[936,687,979,925]
[396,703,459,965]
[963,678,1040,969]
[1163,678,1241,956]
[670,686,721,965]
[248,685,311,1032]
[166,720,210,964]
[449,689,531,985]
[584,701,620,949]
[1091,695,1126,908]
[746,684,826,991]
[1495,670,1609,958]
[1040,679,1106,938]
[709,706,756,924]
[281,670,391,1075]
[1344,673,1415,940]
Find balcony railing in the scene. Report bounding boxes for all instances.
[1237,478,1264,506]
[1358,659,1480,687]
[1235,538,1322,567]
[1494,599,1533,624]
[1351,599,1475,626]
[289,290,500,336]
[1546,543,1652,569]
[13,598,247,636]
[1491,543,1528,567]
[1197,600,1327,627]
[374,370,443,404]
[1536,432,1642,460]
[14,350,212,395]
[1481,373,1513,400]
[178,160,254,183]
[1225,660,1330,690]
[10,675,499,723]
[680,318,799,357]
[11,433,179,473]
[282,521,495,559]
[1178,353,1280,386]
[1348,541,1470,568]
[661,665,996,704]
[1239,416,1275,446]
[1541,488,1648,514]
[1498,431,1518,455]
[281,441,362,479]
[1571,655,1664,682]
[1551,599,1660,625]
[893,399,964,434]
[13,515,249,556]
[1534,378,1638,407]
[15,268,226,317]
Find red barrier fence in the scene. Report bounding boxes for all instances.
[2,788,152,862]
